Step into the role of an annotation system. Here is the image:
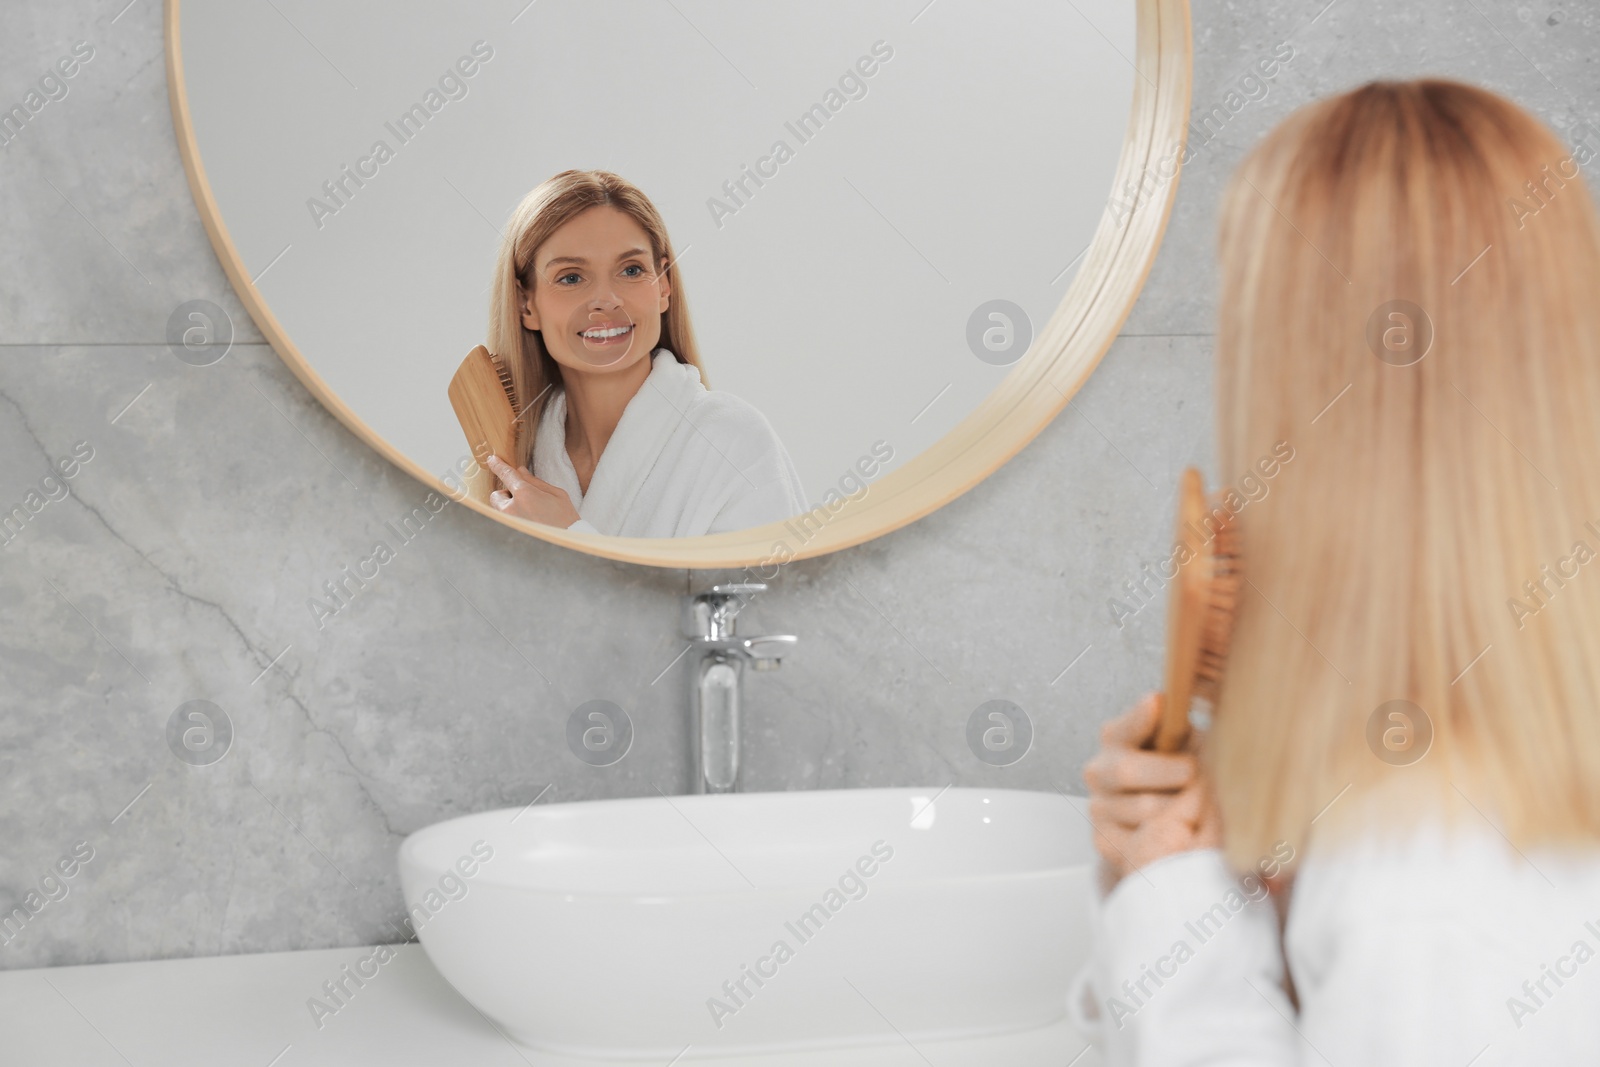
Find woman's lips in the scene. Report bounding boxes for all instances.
[579,323,634,345]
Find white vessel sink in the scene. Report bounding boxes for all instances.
[398,787,1095,1059]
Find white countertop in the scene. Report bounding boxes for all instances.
[0,943,1101,1066]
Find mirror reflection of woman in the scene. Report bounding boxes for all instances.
[480,170,806,537]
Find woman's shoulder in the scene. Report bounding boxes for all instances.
[1300,818,1600,876]
[1290,820,1600,937]
[682,386,787,450]
[1279,823,1600,1059]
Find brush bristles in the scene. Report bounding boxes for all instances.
[1193,518,1242,704]
[489,351,521,433]
[489,351,517,408]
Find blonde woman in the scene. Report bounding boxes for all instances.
[1074,79,1600,1063]
[477,169,806,537]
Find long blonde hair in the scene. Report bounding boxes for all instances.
[487,170,704,471]
[1210,79,1600,869]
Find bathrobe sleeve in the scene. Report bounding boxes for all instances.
[705,445,808,536]
[688,394,809,537]
[1083,848,1298,1065]
[1077,836,1600,1066]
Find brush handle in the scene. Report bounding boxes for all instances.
[447,345,519,504]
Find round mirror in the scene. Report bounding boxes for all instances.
[167,0,1189,566]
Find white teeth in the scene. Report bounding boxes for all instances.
[582,325,632,339]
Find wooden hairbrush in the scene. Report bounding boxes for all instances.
[1153,467,1243,752]
[447,345,520,504]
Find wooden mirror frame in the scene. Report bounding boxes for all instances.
[166,0,1192,568]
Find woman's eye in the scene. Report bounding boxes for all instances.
[557,272,582,285]
[621,264,644,278]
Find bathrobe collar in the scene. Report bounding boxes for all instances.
[533,348,705,531]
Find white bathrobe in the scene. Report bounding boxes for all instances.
[1069,821,1600,1065]
[532,348,807,538]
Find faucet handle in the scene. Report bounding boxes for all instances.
[743,634,797,671]
[686,583,766,638]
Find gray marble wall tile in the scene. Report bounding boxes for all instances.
[0,1,261,344]
[1,340,686,964]
[2,0,1596,971]
[1123,0,1599,336]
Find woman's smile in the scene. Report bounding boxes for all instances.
[580,322,634,345]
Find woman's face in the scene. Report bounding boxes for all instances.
[521,205,671,375]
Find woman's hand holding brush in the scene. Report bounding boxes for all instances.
[1084,692,1222,893]
[485,454,582,529]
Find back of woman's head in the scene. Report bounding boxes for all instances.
[1211,78,1600,868]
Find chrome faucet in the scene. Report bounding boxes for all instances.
[684,583,797,794]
